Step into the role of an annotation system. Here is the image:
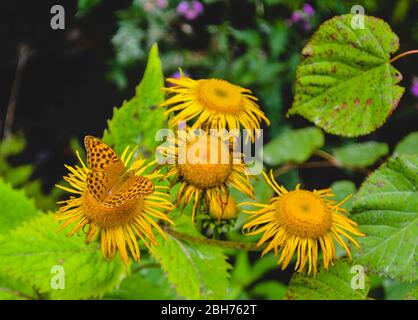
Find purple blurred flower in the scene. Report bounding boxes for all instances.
[411,78,418,97]
[171,70,189,79]
[177,1,189,14]
[192,0,204,14]
[168,70,190,86]
[288,4,315,31]
[291,11,302,23]
[303,3,315,17]
[177,1,204,21]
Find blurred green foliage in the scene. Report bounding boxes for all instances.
[0,135,62,211]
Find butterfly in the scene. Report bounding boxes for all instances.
[84,136,154,207]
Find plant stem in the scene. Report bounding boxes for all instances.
[389,49,418,63]
[274,161,333,177]
[3,43,30,140]
[273,149,371,177]
[313,149,337,163]
[165,227,264,251]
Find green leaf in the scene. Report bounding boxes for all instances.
[351,154,418,281]
[0,134,26,157]
[286,260,370,300]
[394,132,418,156]
[288,14,404,137]
[263,127,324,166]
[230,28,262,48]
[251,281,287,300]
[0,273,38,300]
[0,179,38,234]
[151,215,231,299]
[105,268,177,300]
[77,0,101,16]
[383,280,418,300]
[269,21,288,59]
[333,141,389,167]
[230,252,277,288]
[330,180,357,210]
[103,44,166,155]
[0,214,127,299]
[405,285,418,300]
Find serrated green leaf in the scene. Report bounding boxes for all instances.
[288,14,404,137]
[394,132,418,156]
[103,44,166,155]
[333,141,389,167]
[286,260,370,300]
[0,179,38,234]
[0,273,38,300]
[352,154,418,281]
[263,127,324,166]
[0,214,127,299]
[151,215,231,299]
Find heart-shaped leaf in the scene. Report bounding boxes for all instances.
[288,14,404,137]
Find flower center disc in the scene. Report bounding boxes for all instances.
[177,136,232,189]
[278,190,332,238]
[83,190,145,228]
[196,79,242,113]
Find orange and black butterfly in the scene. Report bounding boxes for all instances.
[84,136,154,207]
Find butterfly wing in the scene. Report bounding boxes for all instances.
[103,175,155,207]
[84,136,126,173]
[84,135,126,202]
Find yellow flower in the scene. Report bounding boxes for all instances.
[161,77,270,142]
[242,171,364,275]
[55,145,173,264]
[160,129,253,222]
[209,192,238,221]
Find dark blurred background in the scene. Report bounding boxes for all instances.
[1,0,417,200]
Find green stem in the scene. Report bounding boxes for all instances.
[390,49,418,63]
[313,149,337,163]
[165,227,264,251]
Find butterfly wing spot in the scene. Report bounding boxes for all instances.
[87,171,109,201]
[84,135,125,174]
[84,135,127,202]
[102,176,155,208]
[125,176,155,200]
[102,193,126,208]
[84,136,154,208]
